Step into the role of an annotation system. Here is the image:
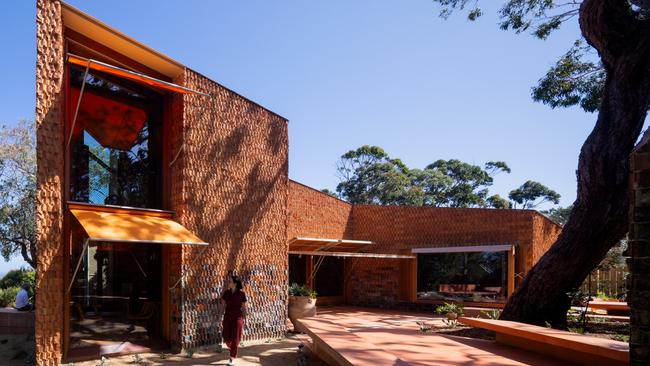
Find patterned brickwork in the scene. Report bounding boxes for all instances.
[629,141,650,365]
[286,186,562,307]
[173,70,289,350]
[349,205,547,306]
[287,180,353,239]
[35,1,65,364]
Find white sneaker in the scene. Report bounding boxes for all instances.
[227,358,235,366]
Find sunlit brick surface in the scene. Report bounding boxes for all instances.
[35,1,65,364]
[172,70,289,350]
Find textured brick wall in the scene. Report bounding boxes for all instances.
[286,185,562,308]
[287,180,353,239]
[629,142,650,365]
[530,214,563,269]
[35,1,65,364]
[173,70,289,350]
[349,205,544,306]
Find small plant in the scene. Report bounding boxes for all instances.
[442,318,459,328]
[131,354,143,364]
[185,348,194,358]
[216,343,223,353]
[96,356,107,366]
[613,334,629,342]
[479,309,501,319]
[159,352,167,359]
[416,321,433,333]
[544,321,552,329]
[568,326,585,334]
[288,283,317,299]
[435,303,464,318]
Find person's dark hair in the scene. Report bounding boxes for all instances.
[231,275,243,291]
[21,282,30,291]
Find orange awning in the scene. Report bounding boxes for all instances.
[70,204,207,245]
[67,54,209,96]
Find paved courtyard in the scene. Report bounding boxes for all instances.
[73,337,326,366]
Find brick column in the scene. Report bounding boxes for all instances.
[628,143,650,365]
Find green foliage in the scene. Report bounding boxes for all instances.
[0,121,36,269]
[542,205,572,225]
[0,286,20,307]
[487,194,511,209]
[288,283,317,298]
[613,334,629,342]
[335,146,560,210]
[0,268,35,290]
[435,302,464,316]
[431,1,605,113]
[568,326,585,334]
[416,321,433,333]
[508,180,560,208]
[320,188,338,198]
[532,40,604,113]
[442,318,459,328]
[336,146,522,208]
[479,309,501,320]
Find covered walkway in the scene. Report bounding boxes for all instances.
[298,307,576,366]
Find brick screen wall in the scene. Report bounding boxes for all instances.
[172,69,289,350]
[35,1,65,364]
[288,180,353,239]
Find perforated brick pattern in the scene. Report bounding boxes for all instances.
[171,70,289,350]
[35,1,65,364]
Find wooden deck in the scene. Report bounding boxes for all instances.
[296,307,576,365]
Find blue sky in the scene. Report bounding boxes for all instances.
[1,1,602,273]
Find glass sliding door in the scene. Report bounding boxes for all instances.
[416,251,507,303]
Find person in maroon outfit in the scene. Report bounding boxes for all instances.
[221,275,247,366]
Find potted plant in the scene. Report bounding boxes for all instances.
[288,283,317,332]
[436,302,464,321]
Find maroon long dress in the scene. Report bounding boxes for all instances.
[221,289,247,358]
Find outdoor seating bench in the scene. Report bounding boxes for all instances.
[588,301,630,316]
[459,317,628,366]
[296,317,402,366]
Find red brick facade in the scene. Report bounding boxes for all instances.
[287,182,562,307]
[173,70,289,349]
[288,180,353,240]
[35,1,65,364]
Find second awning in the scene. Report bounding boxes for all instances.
[69,203,207,245]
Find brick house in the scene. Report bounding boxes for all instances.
[34,1,561,364]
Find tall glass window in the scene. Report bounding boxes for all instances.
[417,251,507,303]
[68,65,163,209]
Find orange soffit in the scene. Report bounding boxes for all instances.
[67,54,209,96]
[70,208,208,245]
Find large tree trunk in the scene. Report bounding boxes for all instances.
[501,0,650,327]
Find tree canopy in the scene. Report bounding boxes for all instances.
[433,0,606,113]
[334,145,559,210]
[0,121,36,269]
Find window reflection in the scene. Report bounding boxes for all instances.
[69,65,162,209]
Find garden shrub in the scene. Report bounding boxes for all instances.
[0,269,35,290]
[0,286,20,307]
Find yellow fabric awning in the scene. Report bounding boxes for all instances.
[70,204,207,246]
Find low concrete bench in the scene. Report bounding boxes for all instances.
[459,317,628,366]
[296,317,402,366]
[0,307,34,335]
